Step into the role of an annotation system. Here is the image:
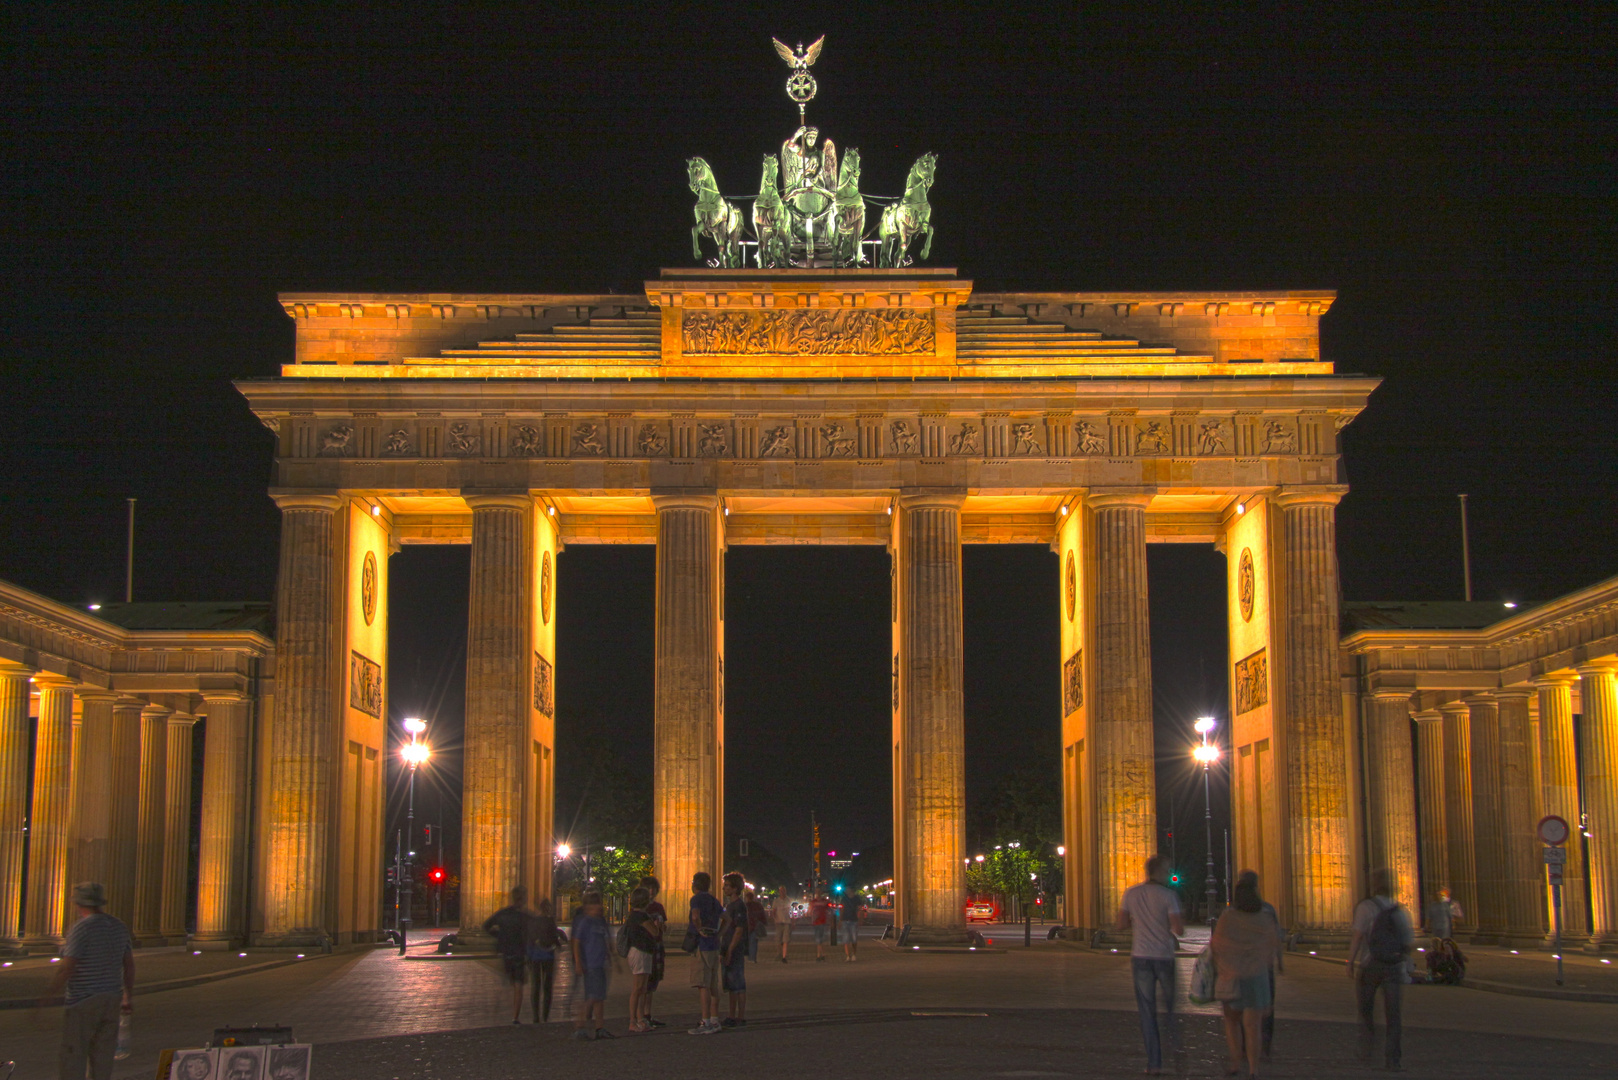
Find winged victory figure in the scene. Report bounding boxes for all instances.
[772,35,825,74]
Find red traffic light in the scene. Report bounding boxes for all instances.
[428,867,446,883]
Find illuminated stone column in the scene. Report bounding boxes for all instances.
[1536,674,1587,939]
[261,492,342,945]
[1438,700,1477,935]
[0,662,33,946]
[1413,710,1448,926]
[1495,689,1545,944]
[1087,492,1155,924]
[1467,695,1507,943]
[1580,661,1618,950]
[106,698,145,927]
[461,494,533,940]
[1274,489,1354,936]
[71,691,120,892]
[159,712,198,941]
[653,494,723,918]
[23,677,76,946]
[195,693,251,947]
[133,702,171,944]
[1365,691,1419,911]
[893,493,967,939]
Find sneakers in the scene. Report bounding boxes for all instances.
[628,1021,648,1034]
[646,1017,667,1028]
[687,1018,722,1035]
[593,1028,616,1040]
[572,1028,593,1041]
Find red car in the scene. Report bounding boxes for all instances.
[965,899,1000,923]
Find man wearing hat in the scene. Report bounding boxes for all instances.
[45,882,134,1079]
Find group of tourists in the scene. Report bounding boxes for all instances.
[1119,855,1416,1077]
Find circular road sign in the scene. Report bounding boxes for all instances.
[1537,815,1571,846]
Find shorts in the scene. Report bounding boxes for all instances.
[813,923,827,944]
[629,946,655,975]
[582,966,608,1002]
[723,952,747,993]
[501,955,526,984]
[775,921,791,941]
[1225,974,1273,1012]
[841,921,858,942]
[690,948,721,994]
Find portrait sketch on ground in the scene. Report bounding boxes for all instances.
[266,1045,313,1080]
[219,1045,266,1080]
[169,1048,218,1080]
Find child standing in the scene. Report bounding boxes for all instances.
[571,890,613,1041]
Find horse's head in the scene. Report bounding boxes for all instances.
[687,157,715,195]
[838,148,861,191]
[758,155,780,195]
[907,152,937,193]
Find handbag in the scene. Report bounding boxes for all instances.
[1189,943,1217,1005]
[681,917,700,954]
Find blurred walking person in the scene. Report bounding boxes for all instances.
[1115,855,1184,1076]
[46,882,133,1080]
[527,896,561,1023]
[772,888,794,962]
[1349,868,1414,1071]
[810,892,830,961]
[1210,874,1281,1079]
[744,887,766,962]
[841,888,866,961]
[482,885,532,1025]
[1233,869,1285,1061]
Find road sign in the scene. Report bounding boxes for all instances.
[1544,846,1567,865]
[1538,815,1571,846]
[1549,864,1565,886]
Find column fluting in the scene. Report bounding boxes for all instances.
[106,698,145,928]
[1467,696,1507,942]
[1580,662,1618,949]
[1413,710,1448,928]
[23,677,76,945]
[1439,701,1477,935]
[0,663,34,944]
[1536,674,1587,939]
[1365,691,1420,910]
[160,713,198,941]
[133,702,170,943]
[194,694,251,946]
[72,691,119,892]
[1495,688,1546,943]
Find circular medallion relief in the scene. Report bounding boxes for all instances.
[540,550,552,625]
[1238,548,1256,623]
[361,551,378,626]
[1065,552,1077,622]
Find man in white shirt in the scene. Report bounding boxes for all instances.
[1116,854,1185,1076]
[771,890,794,962]
[1348,867,1414,1072]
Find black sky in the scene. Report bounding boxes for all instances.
[3,4,1615,882]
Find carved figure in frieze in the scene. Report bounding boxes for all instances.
[572,423,604,456]
[949,423,981,456]
[681,308,935,356]
[1197,419,1229,455]
[383,428,413,456]
[446,422,481,455]
[320,425,353,456]
[1262,419,1296,454]
[820,423,856,457]
[1136,421,1170,454]
[637,423,667,456]
[1235,648,1269,714]
[1075,421,1107,455]
[1011,422,1043,455]
[760,426,795,457]
[510,425,542,456]
[890,419,918,454]
[698,424,729,456]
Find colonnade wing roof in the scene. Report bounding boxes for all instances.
[1340,601,1513,632]
[93,601,274,633]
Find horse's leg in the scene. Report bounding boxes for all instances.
[692,220,704,261]
[920,223,934,260]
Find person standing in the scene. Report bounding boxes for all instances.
[687,871,725,1035]
[744,887,767,963]
[720,873,749,1027]
[1349,868,1413,1072]
[1210,874,1281,1079]
[772,889,794,962]
[810,893,830,961]
[45,882,133,1080]
[527,896,561,1024]
[1115,855,1185,1077]
[1425,885,1461,948]
[640,875,668,1028]
[840,889,866,961]
[570,890,613,1041]
[625,887,662,1034]
[1231,869,1286,1062]
[482,885,532,1025]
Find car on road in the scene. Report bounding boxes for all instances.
[965,899,1000,922]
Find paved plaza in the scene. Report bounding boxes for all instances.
[3,928,1613,1078]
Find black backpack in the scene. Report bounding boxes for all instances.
[1366,899,1409,965]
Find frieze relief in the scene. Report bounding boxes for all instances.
[1011,422,1043,455]
[349,650,383,719]
[1234,647,1268,715]
[889,419,918,455]
[446,422,481,456]
[1197,419,1229,455]
[637,423,668,456]
[759,425,794,457]
[682,308,936,356]
[572,422,605,456]
[1075,421,1107,455]
[1063,649,1084,715]
[321,425,354,456]
[1136,421,1170,454]
[533,652,554,717]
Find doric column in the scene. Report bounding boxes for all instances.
[894,493,967,939]
[461,494,533,939]
[1536,673,1587,939]
[1467,695,1507,942]
[195,693,252,947]
[0,662,33,945]
[653,494,723,919]
[261,492,342,945]
[133,701,170,944]
[160,712,198,942]
[71,691,120,892]
[23,676,76,946]
[1087,492,1156,924]
[1365,691,1419,911]
[1274,488,1354,936]
[1413,710,1448,926]
[1579,661,1618,950]
[1438,700,1477,934]
[1495,688,1545,944]
[106,698,145,928]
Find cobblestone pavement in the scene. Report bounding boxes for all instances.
[0,933,1612,1079]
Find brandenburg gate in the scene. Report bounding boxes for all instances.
[236,268,1376,945]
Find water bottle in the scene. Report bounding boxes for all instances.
[114,1010,132,1060]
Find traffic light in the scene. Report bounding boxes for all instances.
[428,867,446,885]
[1168,871,1183,886]
[833,882,844,893]
[385,866,397,887]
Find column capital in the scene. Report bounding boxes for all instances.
[0,660,34,679]
[1413,708,1444,725]
[1533,671,1580,689]
[1370,688,1415,704]
[896,490,966,511]
[1462,692,1500,708]
[113,695,148,713]
[75,687,120,705]
[462,491,535,513]
[651,492,720,512]
[140,701,172,719]
[1493,686,1535,702]
[1085,489,1154,512]
[1273,484,1349,509]
[32,674,78,692]
[269,490,344,513]
[200,691,248,706]
[1576,659,1618,678]
[1437,699,1471,717]
[166,712,199,729]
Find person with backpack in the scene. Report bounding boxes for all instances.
[1349,868,1414,1071]
[686,871,725,1035]
[1210,874,1281,1079]
[624,887,662,1034]
[1116,854,1185,1076]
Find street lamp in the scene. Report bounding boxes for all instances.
[1193,717,1221,923]
[398,723,431,954]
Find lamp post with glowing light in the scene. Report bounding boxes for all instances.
[1193,717,1221,923]
[399,718,431,954]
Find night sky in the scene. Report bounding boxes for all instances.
[3,6,1614,886]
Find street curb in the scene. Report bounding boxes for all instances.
[1289,949,1618,1002]
[0,954,322,1010]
